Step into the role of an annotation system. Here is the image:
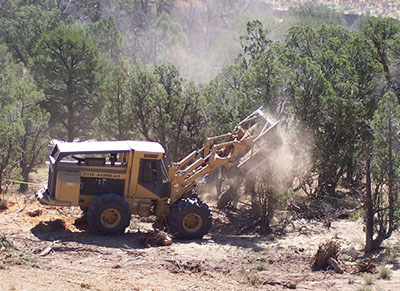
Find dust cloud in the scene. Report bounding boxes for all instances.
[119,1,280,83]
[263,124,313,194]
[198,116,314,202]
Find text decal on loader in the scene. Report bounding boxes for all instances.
[82,172,122,179]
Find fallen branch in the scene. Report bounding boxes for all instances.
[37,245,105,257]
[38,246,53,256]
[327,257,344,274]
[263,280,297,289]
[14,205,26,221]
[336,206,363,219]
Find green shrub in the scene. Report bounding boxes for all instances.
[379,266,392,280]
[0,234,14,250]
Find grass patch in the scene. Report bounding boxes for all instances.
[378,266,392,280]
[341,253,352,261]
[246,269,260,286]
[384,249,398,264]
[255,261,267,271]
[348,209,363,221]
[240,263,261,286]
[0,234,36,268]
[363,274,374,286]
[348,275,355,284]
[0,234,14,250]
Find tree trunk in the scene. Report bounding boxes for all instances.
[67,101,74,142]
[387,110,394,237]
[246,175,260,217]
[364,155,375,254]
[19,182,28,193]
[19,169,30,193]
[217,174,245,209]
[211,168,224,197]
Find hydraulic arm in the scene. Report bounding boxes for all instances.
[168,107,281,203]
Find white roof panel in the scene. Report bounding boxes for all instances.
[56,140,165,155]
[126,141,165,154]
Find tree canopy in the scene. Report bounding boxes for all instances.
[0,0,399,252]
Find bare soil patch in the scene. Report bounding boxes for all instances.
[0,189,399,291]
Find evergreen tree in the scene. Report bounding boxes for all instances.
[92,62,132,140]
[32,23,101,141]
[15,73,50,192]
[0,5,61,65]
[285,25,381,195]
[364,91,400,252]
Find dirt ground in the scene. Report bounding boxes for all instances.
[1,186,399,291]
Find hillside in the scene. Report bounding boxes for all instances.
[269,0,400,18]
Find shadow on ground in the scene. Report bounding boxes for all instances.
[30,213,268,252]
[30,219,147,250]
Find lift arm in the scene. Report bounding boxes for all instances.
[168,107,281,203]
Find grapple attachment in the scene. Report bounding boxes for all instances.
[168,107,282,202]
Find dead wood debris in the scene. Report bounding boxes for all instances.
[141,229,173,247]
[35,245,103,257]
[165,259,204,274]
[354,259,377,274]
[27,209,42,217]
[14,205,27,220]
[73,215,89,231]
[38,246,54,256]
[311,240,344,273]
[262,280,297,289]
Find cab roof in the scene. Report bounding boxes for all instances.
[53,140,165,157]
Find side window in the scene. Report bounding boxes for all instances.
[138,159,162,196]
[139,160,158,183]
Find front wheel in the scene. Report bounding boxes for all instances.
[87,194,131,235]
[168,198,212,239]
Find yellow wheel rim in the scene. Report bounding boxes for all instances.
[100,208,121,229]
[182,213,202,233]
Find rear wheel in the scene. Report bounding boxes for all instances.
[87,194,131,235]
[168,198,212,239]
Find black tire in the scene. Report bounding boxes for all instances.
[80,206,88,215]
[168,198,212,240]
[87,193,131,235]
[188,189,198,198]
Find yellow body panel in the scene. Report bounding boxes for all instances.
[55,171,81,206]
[52,149,166,211]
[128,151,163,200]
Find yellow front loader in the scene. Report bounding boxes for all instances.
[37,107,281,239]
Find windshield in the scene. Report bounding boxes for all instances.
[49,145,60,164]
